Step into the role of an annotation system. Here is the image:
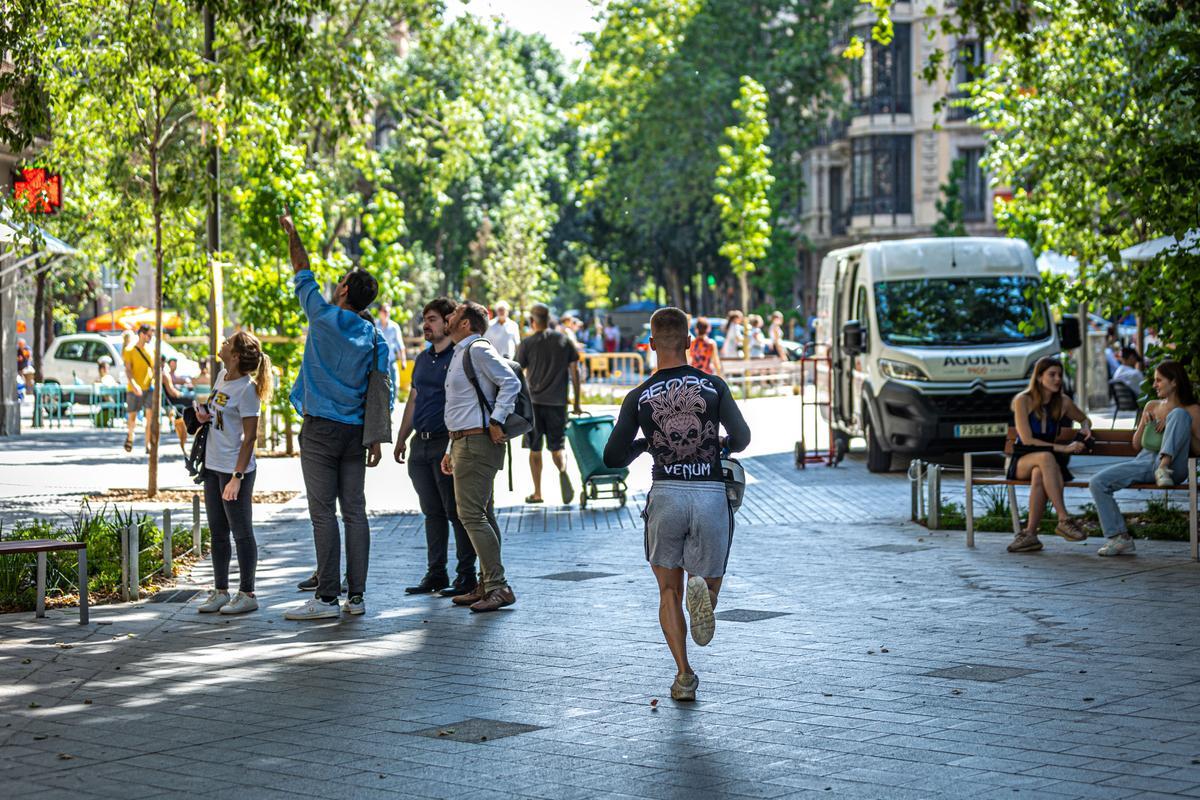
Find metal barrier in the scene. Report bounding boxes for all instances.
[907,459,943,529]
[119,494,205,601]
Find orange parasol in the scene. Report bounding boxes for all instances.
[86,306,182,333]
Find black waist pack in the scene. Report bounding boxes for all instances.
[183,407,210,484]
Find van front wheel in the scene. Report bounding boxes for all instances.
[864,412,892,473]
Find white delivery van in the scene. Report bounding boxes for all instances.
[814,237,1080,472]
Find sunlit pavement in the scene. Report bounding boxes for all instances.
[3,397,1199,799]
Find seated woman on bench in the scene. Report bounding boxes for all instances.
[1090,360,1200,557]
[1007,357,1091,553]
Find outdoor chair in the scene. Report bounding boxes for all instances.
[1108,379,1140,426]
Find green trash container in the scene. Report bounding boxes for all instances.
[565,414,629,509]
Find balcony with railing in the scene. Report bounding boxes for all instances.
[945,90,977,122]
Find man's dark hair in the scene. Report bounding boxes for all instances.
[1120,345,1140,363]
[423,297,456,320]
[650,307,689,354]
[342,269,379,312]
[459,301,490,335]
[530,303,550,328]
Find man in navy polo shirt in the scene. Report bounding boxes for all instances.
[394,298,479,597]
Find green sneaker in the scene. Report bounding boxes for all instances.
[670,672,698,702]
[685,576,715,646]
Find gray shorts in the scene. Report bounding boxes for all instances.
[125,391,151,414]
[642,480,734,578]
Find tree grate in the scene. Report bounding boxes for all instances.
[409,718,544,744]
[536,571,618,582]
[920,664,1037,682]
[147,590,201,604]
[714,609,791,623]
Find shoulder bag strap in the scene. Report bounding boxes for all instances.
[460,340,494,428]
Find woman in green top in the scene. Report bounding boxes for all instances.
[1090,361,1200,556]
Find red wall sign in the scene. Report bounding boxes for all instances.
[14,168,63,214]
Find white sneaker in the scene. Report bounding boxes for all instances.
[1155,466,1175,487]
[219,591,259,614]
[197,589,230,613]
[1097,534,1136,557]
[342,595,365,615]
[284,597,340,620]
[685,576,715,646]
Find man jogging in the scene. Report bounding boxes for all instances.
[279,212,390,621]
[516,303,582,505]
[603,307,750,702]
[441,301,521,613]
[395,298,479,598]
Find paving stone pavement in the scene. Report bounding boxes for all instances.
[4,447,1200,799]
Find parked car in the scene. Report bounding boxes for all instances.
[41,332,201,386]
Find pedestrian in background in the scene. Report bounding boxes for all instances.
[279,212,391,621]
[689,317,722,376]
[122,323,155,454]
[395,297,479,598]
[767,311,786,358]
[517,303,582,505]
[603,316,621,353]
[484,300,521,359]
[195,331,273,616]
[747,314,766,358]
[721,310,744,360]
[376,302,406,399]
[442,301,520,613]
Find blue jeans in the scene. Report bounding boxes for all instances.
[387,359,398,400]
[1090,408,1192,536]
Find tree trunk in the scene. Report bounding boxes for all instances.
[738,271,751,315]
[148,146,163,498]
[664,267,683,309]
[32,269,45,382]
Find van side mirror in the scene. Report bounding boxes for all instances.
[841,320,865,356]
[1057,315,1082,351]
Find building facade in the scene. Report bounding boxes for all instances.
[793,2,998,315]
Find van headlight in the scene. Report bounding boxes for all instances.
[879,358,930,381]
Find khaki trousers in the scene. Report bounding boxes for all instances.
[451,435,507,592]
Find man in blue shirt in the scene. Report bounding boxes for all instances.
[394,298,480,598]
[376,302,406,400]
[279,212,391,621]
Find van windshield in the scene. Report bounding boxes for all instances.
[874,276,1049,346]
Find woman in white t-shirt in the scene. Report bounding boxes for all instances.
[195,331,273,615]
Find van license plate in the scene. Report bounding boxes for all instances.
[954,423,1008,438]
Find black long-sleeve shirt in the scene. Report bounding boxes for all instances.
[603,365,751,482]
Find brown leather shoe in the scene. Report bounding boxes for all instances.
[469,586,515,613]
[451,584,486,606]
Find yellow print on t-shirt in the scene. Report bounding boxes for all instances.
[211,391,230,431]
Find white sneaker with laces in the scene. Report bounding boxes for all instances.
[219,591,259,614]
[342,595,365,615]
[197,589,230,614]
[1097,534,1136,557]
[284,597,340,620]
[685,576,715,646]
[1155,466,1175,487]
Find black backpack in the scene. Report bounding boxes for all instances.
[460,339,533,438]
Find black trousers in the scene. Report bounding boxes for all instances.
[300,415,369,598]
[203,469,257,593]
[408,434,480,580]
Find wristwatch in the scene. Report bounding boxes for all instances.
[233,471,245,480]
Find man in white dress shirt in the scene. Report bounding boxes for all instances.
[441,300,522,612]
[484,300,521,359]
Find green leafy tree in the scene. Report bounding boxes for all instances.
[933,157,967,238]
[714,76,775,313]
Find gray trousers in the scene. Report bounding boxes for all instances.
[300,415,369,598]
[451,435,507,592]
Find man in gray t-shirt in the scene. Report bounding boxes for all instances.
[516,304,582,505]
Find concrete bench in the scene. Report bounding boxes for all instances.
[0,539,89,624]
[964,427,1198,559]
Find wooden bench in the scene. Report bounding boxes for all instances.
[0,540,89,624]
[964,427,1198,559]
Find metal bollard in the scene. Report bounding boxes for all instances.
[120,525,130,602]
[192,493,202,556]
[908,459,924,522]
[163,509,173,578]
[129,522,140,600]
[927,465,942,530]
